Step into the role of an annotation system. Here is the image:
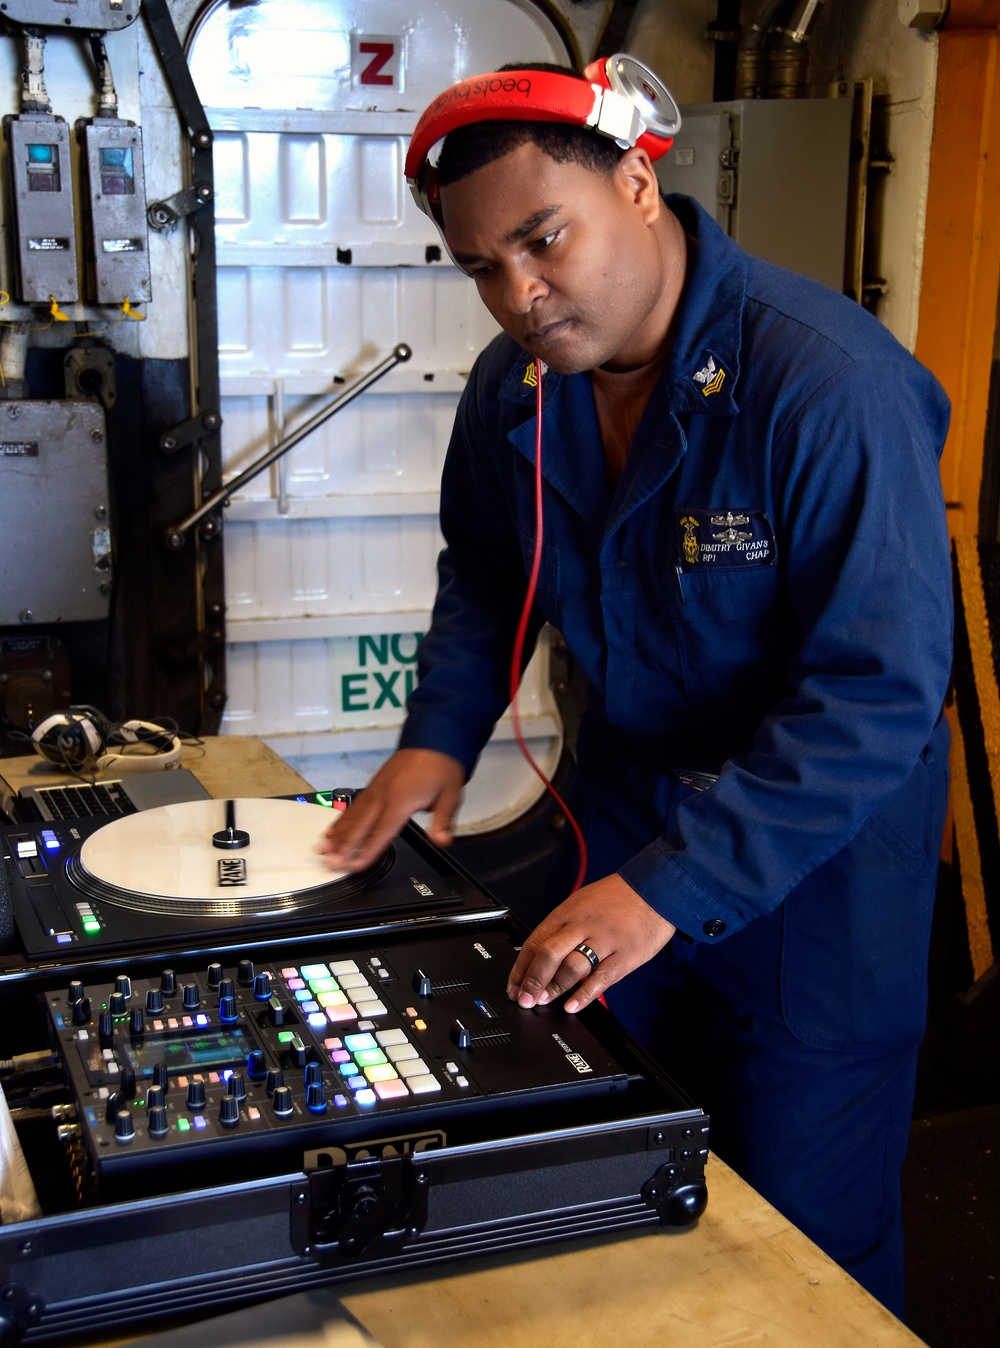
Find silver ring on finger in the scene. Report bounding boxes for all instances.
[574,942,600,973]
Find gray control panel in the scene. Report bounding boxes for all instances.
[79,119,151,304]
[3,114,79,303]
[0,1,140,32]
[0,401,111,625]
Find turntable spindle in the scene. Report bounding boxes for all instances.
[212,800,250,850]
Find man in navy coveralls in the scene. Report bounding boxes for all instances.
[320,65,953,1316]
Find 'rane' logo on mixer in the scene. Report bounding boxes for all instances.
[218,858,248,886]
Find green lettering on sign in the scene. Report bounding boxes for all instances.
[341,672,369,712]
[390,633,420,663]
[372,670,401,709]
[358,635,389,667]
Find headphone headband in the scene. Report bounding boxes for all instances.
[405,54,681,229]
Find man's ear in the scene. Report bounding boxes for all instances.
[616,147,662,224]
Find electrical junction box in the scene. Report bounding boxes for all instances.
[0,401,111,626]
[657,97,852,293]
[0,0,139,32]
[78,118,151,305]
[3,114,80,304]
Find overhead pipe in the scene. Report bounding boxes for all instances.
[736,0,827,100]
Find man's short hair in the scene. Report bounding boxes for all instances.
[435,62,624,189]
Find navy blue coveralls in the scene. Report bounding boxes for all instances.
[400,195,953,1315]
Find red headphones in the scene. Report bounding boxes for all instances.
[405,53,681,227]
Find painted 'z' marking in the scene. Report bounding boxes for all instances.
[360,42,395,86]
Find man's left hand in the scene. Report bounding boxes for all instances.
[507,874,676,1013]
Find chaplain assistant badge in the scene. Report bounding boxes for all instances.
[676,508,776,568]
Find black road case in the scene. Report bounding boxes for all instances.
[0,795,708,1344]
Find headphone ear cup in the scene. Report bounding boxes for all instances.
[30,710,106,771]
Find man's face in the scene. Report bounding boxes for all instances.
[440,141,670,375]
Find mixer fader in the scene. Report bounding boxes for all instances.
[47,925,629,1195]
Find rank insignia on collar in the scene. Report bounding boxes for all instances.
[522,360,548,387]
[692,355,726,397]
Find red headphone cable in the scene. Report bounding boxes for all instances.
[508,359,589,894]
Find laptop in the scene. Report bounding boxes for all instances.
[11,768,211,822]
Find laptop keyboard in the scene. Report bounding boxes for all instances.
[35,781,138,820]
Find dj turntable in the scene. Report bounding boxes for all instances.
[0,791,502,968]
[0,791,710,1345]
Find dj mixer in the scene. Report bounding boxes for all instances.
[46,925,630,1198]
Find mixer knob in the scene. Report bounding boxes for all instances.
[237,960,254,986]
[218,978,235,1001]
[227,1073,247,1101]
[72,997,92,1026]
[147,1106,169,1137]
[218,996,238,1023]
[108,992,126,1019]
[160,969,177,996]
[305,1081,327,1112]
[114,974,132,1000]
[114,1110,135,1143]
[265,1068,284,1095]
[146,988,164,1015]
[105,1091,123,1124]
[246,1049,267,1079]
[413,969,433,998]
[181,984,201,1011]
[186,1080,206,1110]
[152,1062,169,1090]
[271,1085,293,1116]
[303,1062,322,1086]
[206,963,224,988]
[252,972,272,1000]
[450,1020,472,1051]
[145,1085,164,1111]
[219,1095,241,1127]
[98,1010,114,1044]
[129,1008,144,1038]
[118,1067,137,1100]
[68,979,85,1004]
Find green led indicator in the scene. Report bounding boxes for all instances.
[176,1118,190,1132]
[277,1030,294,1043]
[315,792,334,808]
[83,921,101,934]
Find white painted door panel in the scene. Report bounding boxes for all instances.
[187,0,578,825]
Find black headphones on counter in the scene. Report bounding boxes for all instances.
[30,706,182,775]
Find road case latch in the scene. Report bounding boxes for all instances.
[292,1137,439,1264]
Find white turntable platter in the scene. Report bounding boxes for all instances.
[72,798,375,918]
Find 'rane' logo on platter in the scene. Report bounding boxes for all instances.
[218,858,247,887]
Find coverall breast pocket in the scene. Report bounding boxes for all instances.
[674,566,783,704]
[516,531,561,629]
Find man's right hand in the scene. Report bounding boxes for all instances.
[316,748,466,872]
